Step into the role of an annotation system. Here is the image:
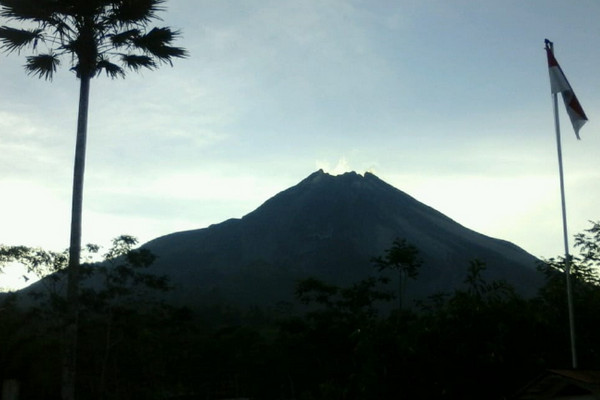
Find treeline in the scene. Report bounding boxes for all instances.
[2,225,600,399]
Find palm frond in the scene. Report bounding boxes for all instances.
[96,58,125,78]
[0,0,186,78]
[132,26,172,48]
[47,16,76,40]
[109,0,166,26]
[109,28,140,47]
[0,26,43,53]
[151,42,187,65]
[0,0,57,22]
[59,0,112,19]
[120,53,156,71]
[133,27,187,63]
[25,53,60,80]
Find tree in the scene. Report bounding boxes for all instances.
[573,220,600,284]
[0,1,186,398]
[371,238,422,310]
[0,236,176,398]
[0,242,97,398]
[284,276,394,398]
[537,220,600,367]
[78,236,170,397]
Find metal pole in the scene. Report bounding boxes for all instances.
[548,40,578,369]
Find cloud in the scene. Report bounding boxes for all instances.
[2,0,600,284]
[315,158,352,175]
[0,179,70,250]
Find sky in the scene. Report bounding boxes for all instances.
[1,0,600,290]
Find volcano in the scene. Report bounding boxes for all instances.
[141,170,542,309]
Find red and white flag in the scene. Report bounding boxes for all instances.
[545,43,588,139]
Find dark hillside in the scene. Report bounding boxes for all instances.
[143,170,542,308]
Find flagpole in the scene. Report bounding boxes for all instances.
[547,39,577,369]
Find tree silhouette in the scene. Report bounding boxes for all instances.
[372,238,422,310]
[0,1,186,398]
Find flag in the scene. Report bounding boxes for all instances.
[545,41,588,139]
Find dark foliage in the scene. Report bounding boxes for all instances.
[2,225,600,398]
[0,0,187,79]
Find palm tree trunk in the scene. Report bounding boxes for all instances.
[62,74,91,400]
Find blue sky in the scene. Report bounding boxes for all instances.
[1,0,600,288]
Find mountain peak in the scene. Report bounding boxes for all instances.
[302,168,363,179]
[300,169,383,187]
[143,170,542,308]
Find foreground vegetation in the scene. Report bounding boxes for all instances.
[2,224,600,399]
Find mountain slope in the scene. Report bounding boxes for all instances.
[143,170,542,308]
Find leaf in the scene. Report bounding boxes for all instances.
[135,26,176,47]
[0,0,56,22]
[120,53,156,71]
[96,58,125,78]
[25,53,60,80]
[109,0,166,25]
[0,0,186,79]
[133,27,188,64]
[0,26,43,53]
[109,28,140,47]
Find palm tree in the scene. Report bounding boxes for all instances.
[0,1,186,398]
